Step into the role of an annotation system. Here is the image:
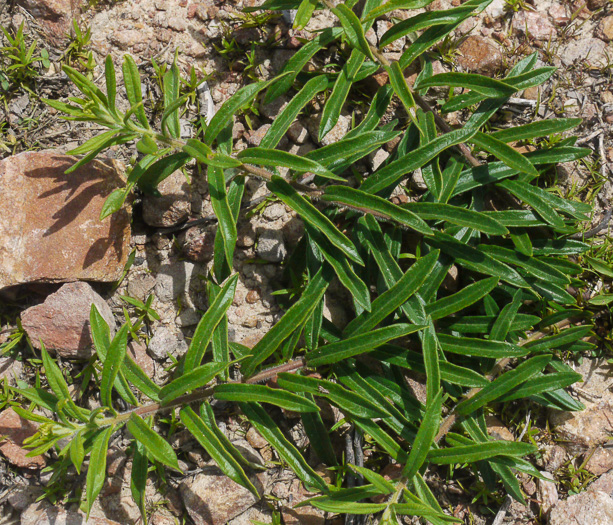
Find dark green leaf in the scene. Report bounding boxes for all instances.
[85,426,113,518]
[127,414,182,472]
[214,383,319,412]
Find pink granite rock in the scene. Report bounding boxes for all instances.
[0,151,131,290]
[21,281,116,359]
[0,407,45,469]
[15,0,79,46]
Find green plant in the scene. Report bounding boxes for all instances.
[0,22,49,92]
[22,0,600,522]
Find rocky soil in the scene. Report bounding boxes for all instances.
[0,0,612,524]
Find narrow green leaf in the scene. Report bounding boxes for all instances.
[267,176,362,265]
[137,153,191,195]
[344,250,439,336]
[425,277,499,320]
[100,324,128,408]
[490,118,582,143]
[183,274,238,372]
[85,426,113,518]
[456,355,552,415]
[404,202,508,235]
[238,148,342,181]
[214,383,319,412]
[386,61,415,113]
[423,323,440,402]
[321,186,433,235]
[416,72,516,97]
[497,179,565,229]
[294,0,318,29]
[523,325,593,353]
[471,132,538,176]
[332,4,375,60]
[163,56,181,139]
[104,56,117,116]
[208,166,238,267]
[122,55,149,129]
[307,324,423,367]
[499,371,582,402]
[428,441,536,464]
[127,414,182,472]
[160,361,230,405]
[131,441,148,524]
[438,334,528,358]
[403,389,442,479]
[69,430,85,474]
[437,314,538,334]
[490,289,522,341]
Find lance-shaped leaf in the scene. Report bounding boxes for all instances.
[497,179,565,229]
[479,245,570,285]
[183,275,238,372]
[380,6,473,47]
[85,426,114,518]
[127,414,182,472]
[208,165,237,267]
[438,334,528,358]
[162,56,181,138]
[345,86,394,139]
[214,383,319,412]
[320,49,365,141]
[415,72,516,97]
[499,371,582,402]
[456,355,552,415]
[240,402,328,492]
[180,407,259,496]
[131,441,148,524]
[490,289,522,341]
[490,118,582,143]
[425,232,528,288]
[361,127,477,193]
[321,186,432,235]
[241,269,328,377]
[238,148,341,181]
[404,202,508,235]
[523,325,593,353]
[204,76,283,144]
[306,225,371,312]
[344,250,439,336]
[437,314,538,334]
[386,61,415,113]
[402,389,442,479]
[428,441,537,464]
[294,0,318,29]
[332,4,375,60]
[423,323,440,402]
[100,323,129,408]
[160,361,230,405]
[260,75,328,149]
[362,0,441,22]
[105,55,117,116]
[267,176,362,265]
[307,324,423,367]
[137,152,191,195]
[425,277,499,320]
[122,55,149,129]
[471,132,538,176]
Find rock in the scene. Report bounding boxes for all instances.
[180,466,264,525]
[457,36,503,76]
[21,282,116,359]
[127,341,155,377]
[154,261,197,302]
[560,37,610,67]
[542,444,567,472]
[586,446,613,476]
[142,170,192,227]
[21,500,121,525]
[512,11,555,40]
[228,505,273,525]
[0,356,23,385]
[0,407,45,469]
[281,505,325,525]
[0,152,131,289]
[550,358,613,447]
[7,485,44,511]
[597,16,613,42]
[549,490,613,525]
[485,415,515,441]
[537,471,558,516]
[245,125,271,147]
[485,0,506,19]
[305,113,350,146]
[287,121,309,144]
[369,149,389,171]
[262,203,285,221]
[126,273,156,302]
[260,96,288,119]
[148,325,188,360]
[182,226,215,263]
[246,427,268,449]
[15,0,78,46]
[587,0,607,8]
[256,230,287,263]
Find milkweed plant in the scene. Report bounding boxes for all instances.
[19,0,598,522]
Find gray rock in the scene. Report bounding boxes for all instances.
[537,471,558,516]
[126,273,156,301]
[485,0,506,19]
[257,230,287,263]
[305,113,350,146]
[142,170,192,228]
[180,466,265,525]
[154,261,197,303]
[560,37,610,67]
[549,490,613,525]
[147,325,188,360]
[0,357,23,385]
[176,307,201,327]
[512,10,555,40]
[287,121,309,144]
[21,500,121,525]
[21,281,116,360]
